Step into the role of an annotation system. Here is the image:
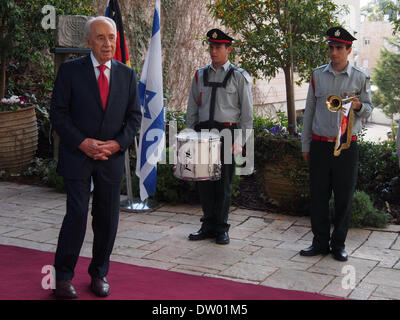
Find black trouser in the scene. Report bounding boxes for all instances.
[198,162,235,234]
[195,121,236,234]
[309,140,358,251]
[54,169,121,280]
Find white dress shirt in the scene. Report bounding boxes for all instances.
[90,52,111,82]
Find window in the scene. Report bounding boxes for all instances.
[364,39,370,46]
[363,59,369,68]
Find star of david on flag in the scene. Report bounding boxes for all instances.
[136,0,165,201]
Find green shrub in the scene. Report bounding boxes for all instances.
[22,157,64,192]
[357,139,400,205]
[45,160,65,193]
[350,190,376,227]
[154,162,199,204]
[329,190,389,228]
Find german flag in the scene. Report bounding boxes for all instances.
[105,0,131,67]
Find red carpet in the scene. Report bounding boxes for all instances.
[0,244,338,300]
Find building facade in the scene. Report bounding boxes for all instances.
[358,20,396,75]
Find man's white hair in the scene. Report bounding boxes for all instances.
[84,16,117,38]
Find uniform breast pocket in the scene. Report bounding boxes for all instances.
[224,84,237,95]
[222,84,238,108]
[342,86,361,97]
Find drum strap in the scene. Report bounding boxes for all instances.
[203,66,235,128]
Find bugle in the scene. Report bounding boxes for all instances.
[326,95,359,112]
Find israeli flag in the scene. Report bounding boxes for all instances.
[135,0,165,201]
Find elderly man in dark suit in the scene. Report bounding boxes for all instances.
[50,16,141,298]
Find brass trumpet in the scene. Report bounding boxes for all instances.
[326,95,359,112]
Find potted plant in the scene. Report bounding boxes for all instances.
[0,95,38,173]
[254,118,310,215]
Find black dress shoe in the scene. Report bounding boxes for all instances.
[53,280,78,299]
[188,229,215,241]
[91,277,110,297]
[300,245,330,257]
[331,248,348,261]
[216,232,230,245]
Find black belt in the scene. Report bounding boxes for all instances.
[195,121,237,132]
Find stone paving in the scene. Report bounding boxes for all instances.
[1,181,400,300]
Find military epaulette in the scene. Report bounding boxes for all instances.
[310,65,323,91]
[310,64,329,91]
[231,65,252,83]
[313,64,328,72]
[195,66,208,84]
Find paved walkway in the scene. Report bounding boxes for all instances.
[1,181,400,300]
[363,122,392,143]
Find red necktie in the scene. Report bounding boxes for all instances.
[97,65,109,110]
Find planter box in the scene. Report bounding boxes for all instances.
[261,155,310,215]
[0,105,38,173]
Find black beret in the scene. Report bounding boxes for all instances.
[207,28,234,44]
[326,27,357,45]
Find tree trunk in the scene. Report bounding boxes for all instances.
[283,65,296,135]
[0,56,5,99]
[0,17,5,99]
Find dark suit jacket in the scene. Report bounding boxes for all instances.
[50,55,142,181]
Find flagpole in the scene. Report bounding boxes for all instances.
[135,0,164,203]
[124,150,133,200]
[120,144,158,212]
[105,0,158,212]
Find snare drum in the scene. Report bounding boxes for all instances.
[173,131,221,181]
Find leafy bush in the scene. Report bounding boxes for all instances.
[357,139,400,205]
[22,157,64,192]
[154,162,199,204]
[165,109,187,140]
[253,110,289,138]
[329,190,389,228]
[45,160,65,193]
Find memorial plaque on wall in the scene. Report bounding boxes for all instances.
[56,15,90,48]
